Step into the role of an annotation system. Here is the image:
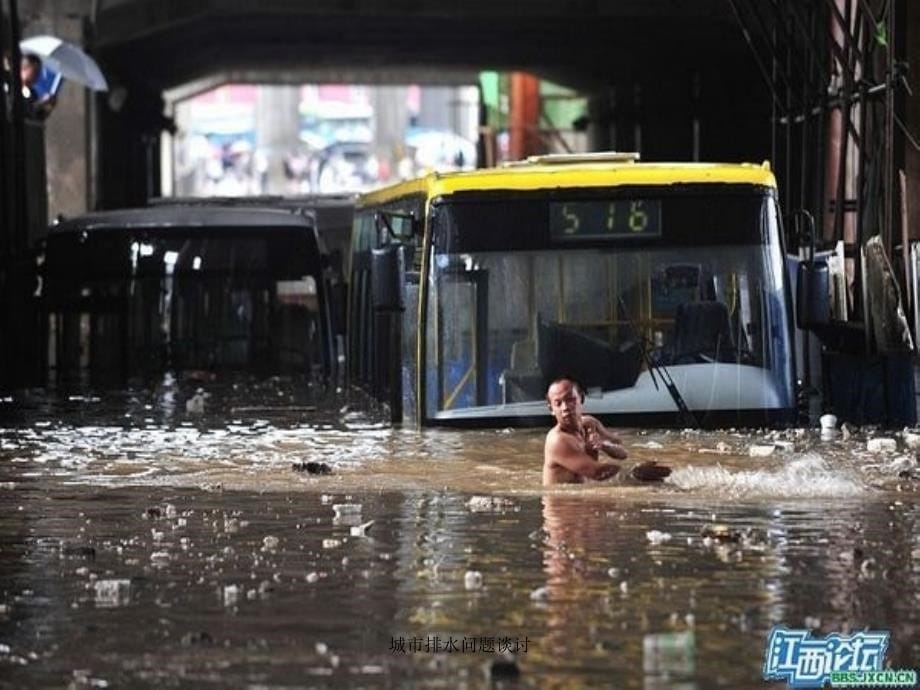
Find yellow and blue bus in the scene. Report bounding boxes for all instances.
[349,152,795,428]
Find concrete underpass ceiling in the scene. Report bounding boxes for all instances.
[93,0,751,92]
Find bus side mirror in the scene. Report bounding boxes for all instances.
[371,245,405,311]
[796,258,830,329]
[793,208,831,330]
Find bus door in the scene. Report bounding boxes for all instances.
[433,264,489,412]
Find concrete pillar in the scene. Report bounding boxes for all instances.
[509,72,540,160]
[586,90,613,152]
[20,0,91,219]
[372,85,408,182]
[255,85,301,194]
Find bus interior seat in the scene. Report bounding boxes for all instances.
[671,300,736,364]
[510,338,537,370]
[499,337,543,403]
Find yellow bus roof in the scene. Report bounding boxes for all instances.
[357,161,777,208]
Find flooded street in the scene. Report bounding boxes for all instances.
[1,379,919,688]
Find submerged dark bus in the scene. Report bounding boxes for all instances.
[350,153,796,428]
[37,205,334,385]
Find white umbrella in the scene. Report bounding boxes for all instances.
[20,35,108,92]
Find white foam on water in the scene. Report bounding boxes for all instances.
[668,453,866,499]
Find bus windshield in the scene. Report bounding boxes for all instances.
[424,188,794,424]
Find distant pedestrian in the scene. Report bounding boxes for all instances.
[20,54,55,119]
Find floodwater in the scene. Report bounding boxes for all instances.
[1,377,919,689]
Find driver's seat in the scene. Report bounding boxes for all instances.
[671,301,736,364]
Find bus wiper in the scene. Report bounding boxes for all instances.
[617,297,698,427]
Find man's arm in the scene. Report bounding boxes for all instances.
[546,432,621,481]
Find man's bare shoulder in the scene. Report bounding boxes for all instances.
[544,426,580,456]
[544,426,567,449]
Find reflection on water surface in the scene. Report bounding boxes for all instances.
[0,380,918,688]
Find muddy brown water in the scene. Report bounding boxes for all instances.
[0,377,919,688]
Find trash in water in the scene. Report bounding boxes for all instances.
[804,615,821,630]
[149,551,171,566]
[93,579,131,608]
[903,431,920,450]
[748,444,776,457]
[332,503,363,526]
[464,571,483,590]
[645,530,673,545]
[700,524,741,543]
[530,586,549,601]
[349,520,374,538]
[489,653,521,680]
[62,545,96,559]
[185,389,209,414]
[262,535,280,551]
[222,584,240,607]
[643,630,696,679]
[698,441,732,455]
[867,438,897,453]
[466,496,515,512]
[292,461,333,475]
[819,414,838,431]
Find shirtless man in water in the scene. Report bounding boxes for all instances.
[543,377,670,485]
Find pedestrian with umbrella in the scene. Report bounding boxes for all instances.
[19,34,108,119]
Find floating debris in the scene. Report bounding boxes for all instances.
[93,579,131,608]
[867,438,897,453]
[748,444,776,457]
[185,389,209,414]
[222,584,240,607]
[150,551,171,566]
[262,535,280,551]
[180,631,213,647]
[490,654,521,680]
[292,461,333,475]
[819,414,837,431]
[349,520,374,538]
[646,530,673,545]
[636,441,664,449]
[700,524,741,543]
[62,545,96,559]
[464,571,483,590]
[466,496,515,512]
[903,431,920,450]
[643,630,695,677]
[530,586,549,601]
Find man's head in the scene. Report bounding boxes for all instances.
[546,377,585,432]
[20,54,41,87]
